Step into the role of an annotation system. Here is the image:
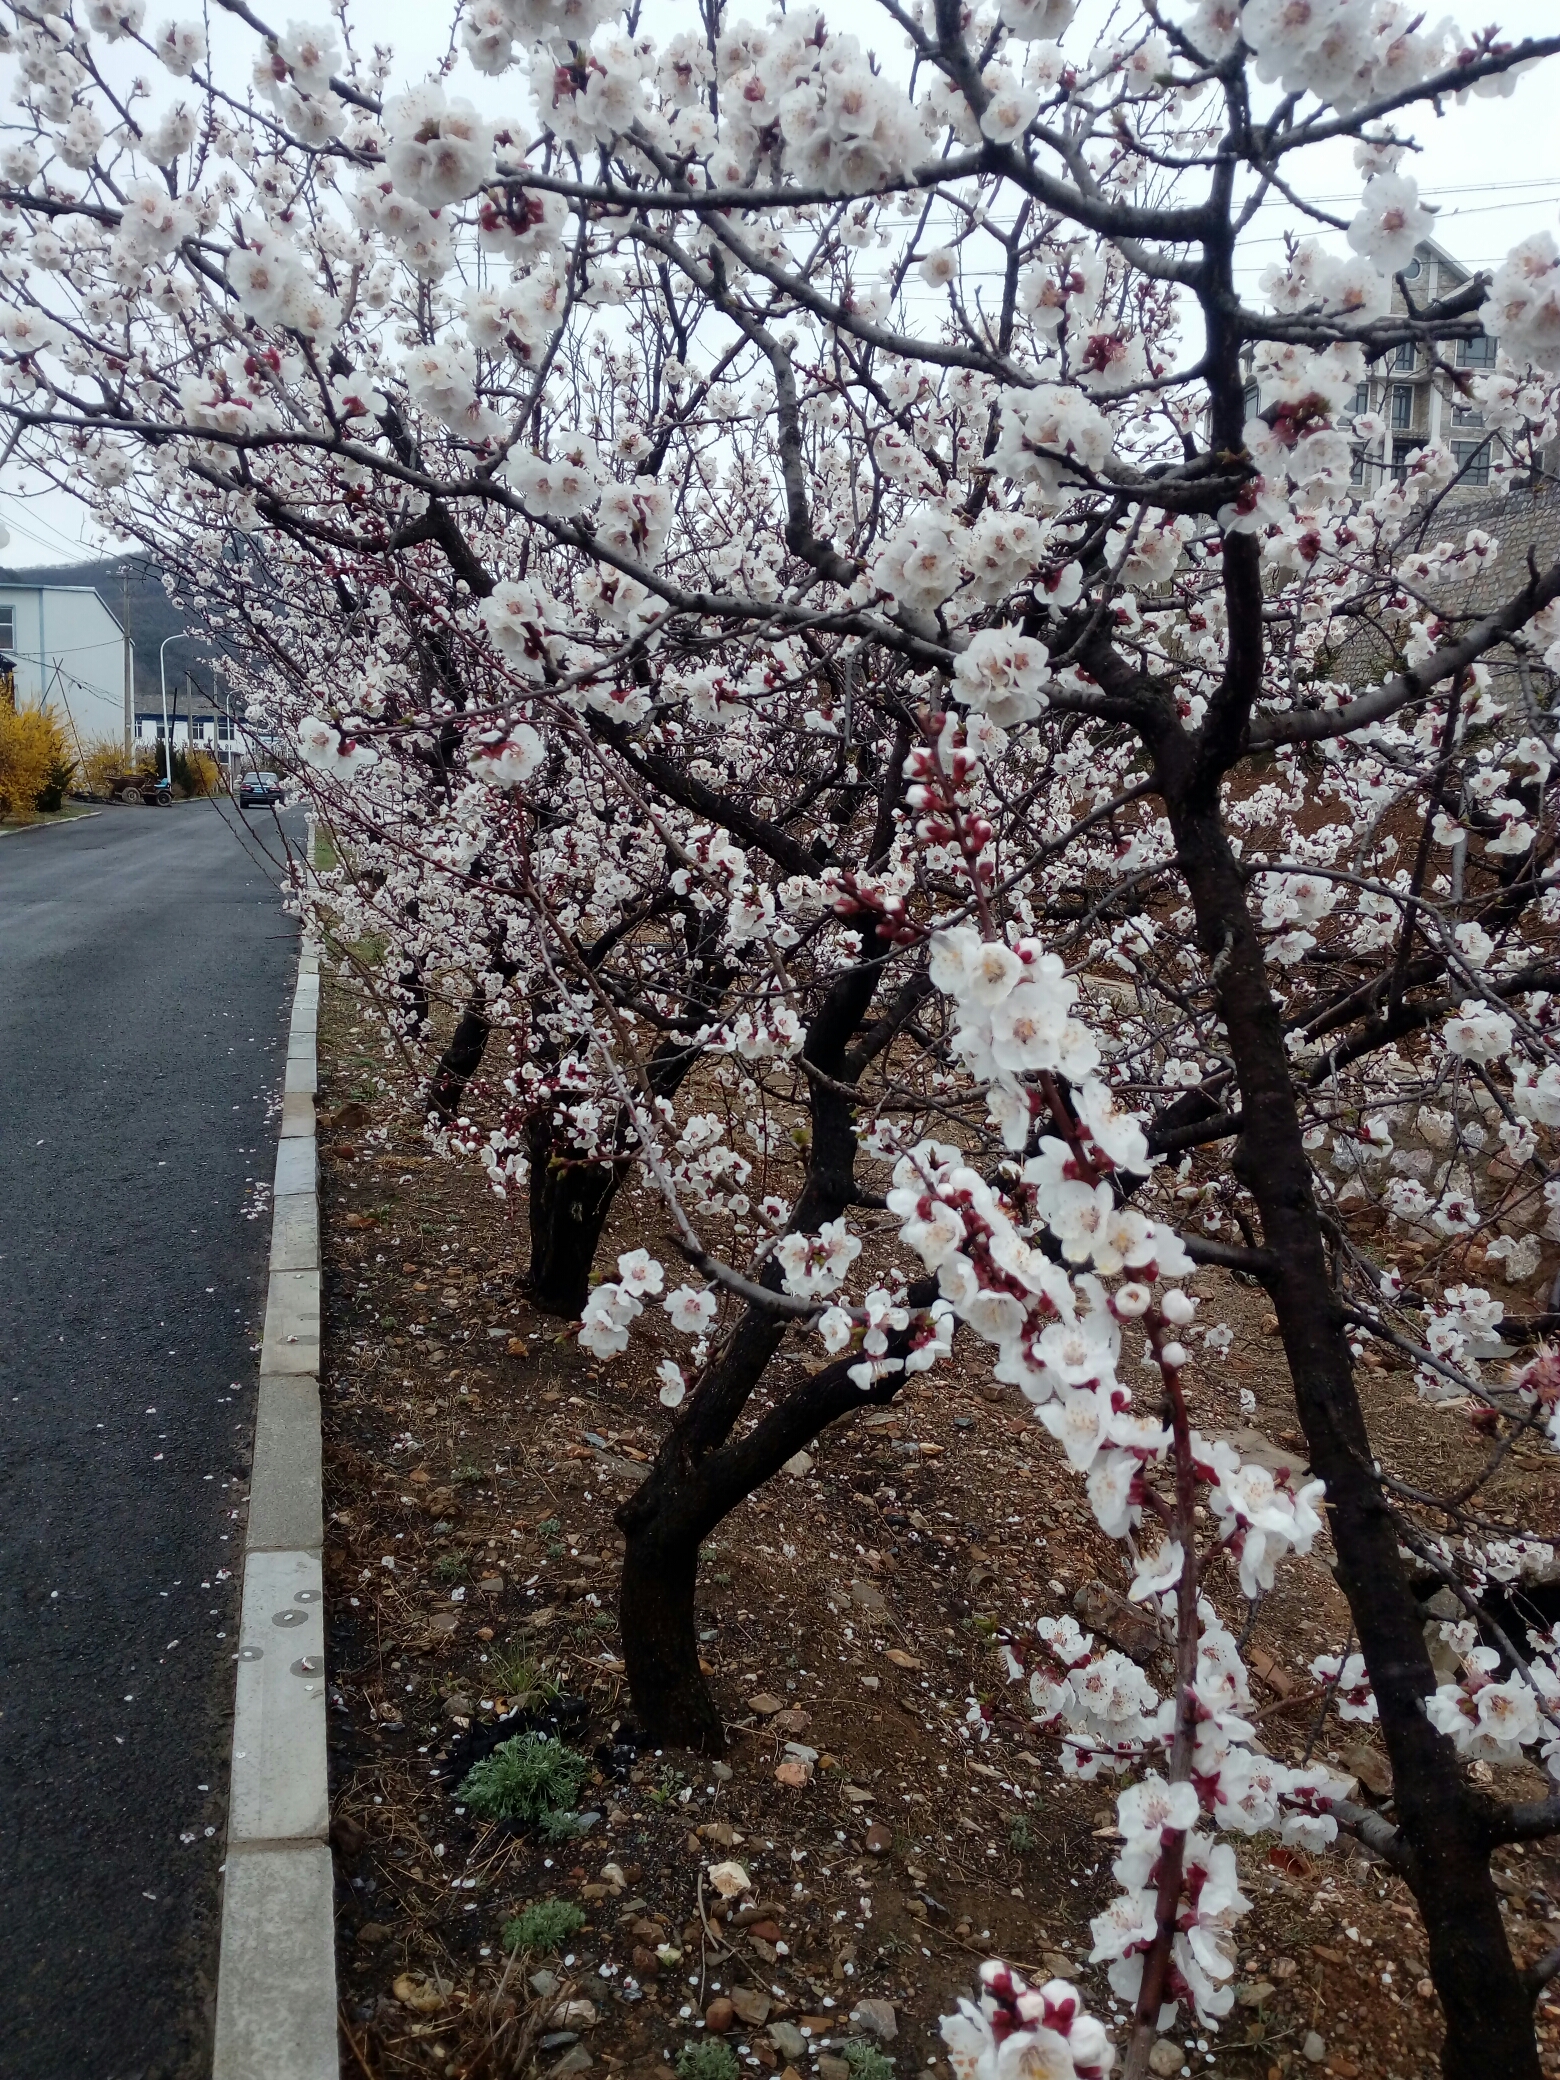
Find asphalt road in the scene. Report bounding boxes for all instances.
[0,799,304,2080]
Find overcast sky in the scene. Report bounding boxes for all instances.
[4,0,1558,564]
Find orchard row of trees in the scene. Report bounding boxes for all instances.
[6,0,1560,2069]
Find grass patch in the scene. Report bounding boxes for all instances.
[843,2045,895,2080]
[502,1898,586,1955]
[676,2044,740,2080]
[458,1732,590,1824]
[484,1650,560,1706]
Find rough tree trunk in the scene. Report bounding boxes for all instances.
[619,1503,726,1751]
[425,991,507,1124]
[615,1274,939,1749]
[519,1030,715,1315]
[523,1121,623,1319]
[424,998,627,1317]
[1165,776,1542,2080]
[617,746,915,1745]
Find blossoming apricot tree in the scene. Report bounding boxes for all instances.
[9,0,1560,2069]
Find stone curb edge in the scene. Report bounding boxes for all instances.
[212,924,338,2080]
[0,807,105,838]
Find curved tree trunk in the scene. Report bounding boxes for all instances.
[425,991,506,1124]
[519,1027,717,1316]
[1164,769,1542,2080]
[425,1002,625,1316]
[523,1125,623,1319]
[615,1277,938,1748]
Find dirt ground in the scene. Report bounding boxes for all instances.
[306,970,1560,2080]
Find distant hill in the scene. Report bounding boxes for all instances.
[0,555,224,709]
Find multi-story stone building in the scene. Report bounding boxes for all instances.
[1355,236,1497,492]
[1242,235,1499,496]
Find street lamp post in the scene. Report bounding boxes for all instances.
[213,663,234,775]
[158,633,187,787]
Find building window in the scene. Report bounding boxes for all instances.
[1391,437,1417,481]
[1401,254,1423,280]
[1352,381,1370,417]
[217,714,234,743]
[1457,333,1497,368]
[1452,403,1484,427]
[1350,447,1366,484]
[1394,341,1417,371]
[1452,438,1491,486]
[1242,379,1260,419]
[190,718,208,742]
[0,604,14,650]
[1391,385,1413,429]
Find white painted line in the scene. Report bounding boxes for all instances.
[214,923,337,2080]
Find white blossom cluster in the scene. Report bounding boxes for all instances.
[7,0,1560,2058]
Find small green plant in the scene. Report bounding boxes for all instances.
[1008,1817,1034,1857]
[433,1553,469,1582]
[485,1649,560,1705]
[843,2042,895,2080]
[452,1460,484,1484]
[536,1517,561,1538]
[502,1898,586,1954]
[675,2043,740,2080]
[646,1764,688,1809]
[459,1733,590,1824]
[538,1807,586,1843]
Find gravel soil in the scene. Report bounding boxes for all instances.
[311,968,1560,2080]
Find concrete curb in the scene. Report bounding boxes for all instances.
[0,807,105,838]
[213,929,338,2080]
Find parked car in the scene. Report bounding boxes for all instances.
[97,769,172,805]
[238,771,286,808]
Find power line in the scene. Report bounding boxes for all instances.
[0,505,106,563]
[2,516,89,560]
[1237,177,1560,209]
[1,638,135,660]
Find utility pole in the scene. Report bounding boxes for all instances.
[158,632,187,788]
[121,565,131,757]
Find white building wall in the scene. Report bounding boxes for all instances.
[0,584,128,757]
[133,712,256,763]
